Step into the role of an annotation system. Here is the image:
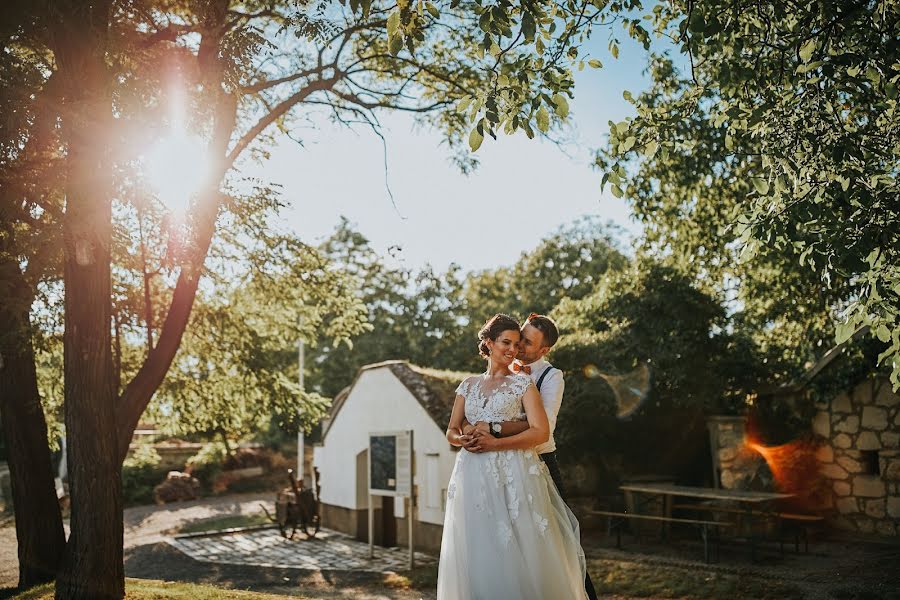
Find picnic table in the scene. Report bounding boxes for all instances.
[621,483,811,559]
[592,483,811,562]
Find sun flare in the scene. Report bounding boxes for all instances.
[141,130,211,213]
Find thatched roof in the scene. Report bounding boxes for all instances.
[322,360,477,438]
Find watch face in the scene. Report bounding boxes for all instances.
[492,423,502,432]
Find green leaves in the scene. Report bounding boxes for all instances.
[552,93,569,118]
[799,39,816,62]
[468,126,484,152]
[751,178,769,195]
[386,10,400,37]
[599,0,900,389]
[387,10,403,55]
[536,105,550,133]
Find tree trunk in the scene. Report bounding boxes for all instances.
[51,2,123,598]
[0,230,66,589]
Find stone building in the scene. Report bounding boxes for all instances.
[809,374,899,536]
[707,341,900,537]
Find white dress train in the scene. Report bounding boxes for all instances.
[437,374,588,600]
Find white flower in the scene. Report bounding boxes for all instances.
[507,497,520,519]
[497,521,513,546]
[532,511,549,535]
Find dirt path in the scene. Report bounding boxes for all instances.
[1,493,273,591]
[2,495,434,599]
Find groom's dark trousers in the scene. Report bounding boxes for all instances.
[540,451,599,600]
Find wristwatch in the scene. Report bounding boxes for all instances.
[490,422,502,437]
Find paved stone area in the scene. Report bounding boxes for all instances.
[169,526,437,573]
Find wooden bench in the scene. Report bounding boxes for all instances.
[672,503,825,553]
[590,510,732,563]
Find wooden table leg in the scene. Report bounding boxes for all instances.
[663,494,673,540]
[747,504,756,562]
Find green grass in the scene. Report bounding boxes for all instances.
[12,579,310,599]
[177,512,272,534]
[590,558,806,600]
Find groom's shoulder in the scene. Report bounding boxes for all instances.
[542,362,564,381]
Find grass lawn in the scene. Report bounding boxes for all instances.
[590,558,806,600]
[12,579,311,599]
[177,511,272,534]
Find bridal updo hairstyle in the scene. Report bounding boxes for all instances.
[478,313,521,358]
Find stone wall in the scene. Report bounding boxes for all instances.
[707,416,771,490]
[813,377,900,536]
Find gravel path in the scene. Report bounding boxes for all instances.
[123,492,274,549]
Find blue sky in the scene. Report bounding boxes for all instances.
[242,29,665,273]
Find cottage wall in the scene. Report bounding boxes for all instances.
[315,367,457,550]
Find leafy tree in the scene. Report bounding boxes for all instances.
[601,0,900,386]
[459,216,628,368]
[596,56,845,382]
[148,234,368,441]
[309,219,470,396]
[3,0,621,594]
[0,0,68,586]
[551,261,764,489]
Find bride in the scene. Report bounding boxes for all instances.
[437,313,588,600]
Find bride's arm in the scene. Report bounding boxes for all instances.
[446,393,471,447]
[468,386,549,452]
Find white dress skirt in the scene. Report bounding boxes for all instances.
[436,374,588,600]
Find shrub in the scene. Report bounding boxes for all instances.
[223,447,272,471]
[184,441,227,492]
[122,444,167,506]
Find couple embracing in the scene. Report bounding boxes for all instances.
[438,313,599,600]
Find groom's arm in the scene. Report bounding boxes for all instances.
[471,420,529,437]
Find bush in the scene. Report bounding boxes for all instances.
[223,447,272,471]
[153,471,201,504]
[122,444,168,506]
[185,441,227,492]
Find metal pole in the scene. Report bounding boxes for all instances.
[297,326,305,482]
[408,429,414,569]
[408,496,414,569]
[368,443,374,559]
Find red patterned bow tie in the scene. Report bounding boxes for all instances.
[512,363,531,374]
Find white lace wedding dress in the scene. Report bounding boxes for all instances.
[437,374,588,600]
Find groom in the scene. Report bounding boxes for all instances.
[463,313,598,600]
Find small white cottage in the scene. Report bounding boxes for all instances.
[313,360,473,553]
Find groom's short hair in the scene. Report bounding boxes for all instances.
[524,313,559,348]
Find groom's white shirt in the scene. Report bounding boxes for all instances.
[511,358,564,455]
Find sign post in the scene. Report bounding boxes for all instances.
[367,430,415,568]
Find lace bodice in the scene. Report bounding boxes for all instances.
[455,374,533,424]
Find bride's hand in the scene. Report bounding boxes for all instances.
[466,430,499,453]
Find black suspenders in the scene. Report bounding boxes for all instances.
[535,366,554,392]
